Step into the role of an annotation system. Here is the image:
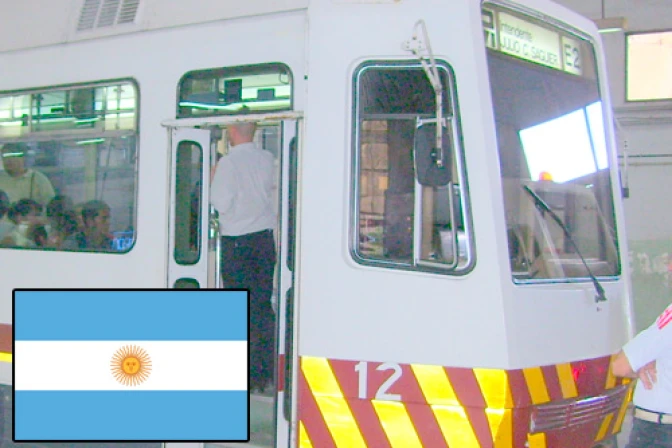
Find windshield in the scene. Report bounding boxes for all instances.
[483,5,620,281]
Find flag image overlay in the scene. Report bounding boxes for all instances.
[14,289,249,442]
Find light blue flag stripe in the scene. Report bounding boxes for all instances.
[15,390,248,441]
[14,290,248,341]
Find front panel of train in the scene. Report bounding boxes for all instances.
[295,0,633,447]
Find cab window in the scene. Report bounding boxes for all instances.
[351,61,473,274]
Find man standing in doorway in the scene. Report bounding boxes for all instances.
[211,122,277,393]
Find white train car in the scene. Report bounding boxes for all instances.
[0,0,634,447]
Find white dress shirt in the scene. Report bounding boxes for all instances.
[210,142,276,236]
[623,303,672,414]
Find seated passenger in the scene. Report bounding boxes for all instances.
[29,224,49,248]
[45,195,76,244]
[47,210,78,249]
[0,143,56,208]
[0,199,45,248]
[62,200,115,251]
[0,189,13,241]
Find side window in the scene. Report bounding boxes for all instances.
[174,141,203,265]
[178,63,292,117]
[627,31,672,101]
[0,81,138,253]
[352,62,473,273]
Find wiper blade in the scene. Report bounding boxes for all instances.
[522,185,607,303]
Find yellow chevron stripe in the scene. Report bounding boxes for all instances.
[0,353,12,363]
[411,364,460,406]
[528,432,547,448]
[485,408,513,447]
[299,421,313,448]
[611,387,633,435]
[605,355,617,389]
[412,364,479,447]
[594,413,614,442]
[432,405,481,448]
[474,368,513,409]
[372,400,423,448]
[555,363,578,398]
[523,367,550,404]
[301,357,366,448]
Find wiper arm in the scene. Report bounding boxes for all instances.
[522,185,607,303]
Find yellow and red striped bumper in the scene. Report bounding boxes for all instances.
[298,355,632,448]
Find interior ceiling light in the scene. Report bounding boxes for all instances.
[594,0,627,33]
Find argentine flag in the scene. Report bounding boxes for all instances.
[14,289,249,442]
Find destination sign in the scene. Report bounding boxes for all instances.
[483,8,583,76]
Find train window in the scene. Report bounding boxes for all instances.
[174,141,203,265]
[0,80,138,253]
[351,62,473,274]
[484,5,620,281]
[626,31,672,101]
[177,63,292,117]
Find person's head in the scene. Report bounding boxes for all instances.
[1,143,28,177]
[81,200,111,236]
[29,224,48,247]
[8,199,42,225]
[46,195,74,220]
[226,122,256,147]
[0,190,9,219]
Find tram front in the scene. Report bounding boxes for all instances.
[484,3,633,447]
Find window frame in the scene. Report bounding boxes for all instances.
[349,59,475,276]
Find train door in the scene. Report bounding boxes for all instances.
[164,115,301,448]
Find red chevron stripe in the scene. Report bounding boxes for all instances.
[572,356,611,397]
[401,364,449,447]
[444,367,487,408]
[329,360,390,446]
[406,401,449,447]
[387,363,426,404]
[445,367,493,447]
[298,366,336,448]
[508,369,533,407]
[512,408,531,448]
[541,364,563,401]
[508,370,533,447]
[0,324,11,354]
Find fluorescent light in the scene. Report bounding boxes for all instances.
[594,17,627,33]
[179,99,291,111]
[0,120,23,127]
[76,138,105,145]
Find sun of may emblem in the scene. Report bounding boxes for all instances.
[111,345,152,386]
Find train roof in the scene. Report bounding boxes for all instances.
[0,0,309,53]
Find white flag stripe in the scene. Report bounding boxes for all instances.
[15,341,248,391]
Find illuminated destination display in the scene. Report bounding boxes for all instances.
[483,8,583,76]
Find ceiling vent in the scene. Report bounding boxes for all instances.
[77,0,140,31]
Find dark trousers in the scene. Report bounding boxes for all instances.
[220,229,276,390]
[627,417,672,448]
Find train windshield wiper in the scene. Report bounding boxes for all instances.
[522,185,607,303]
